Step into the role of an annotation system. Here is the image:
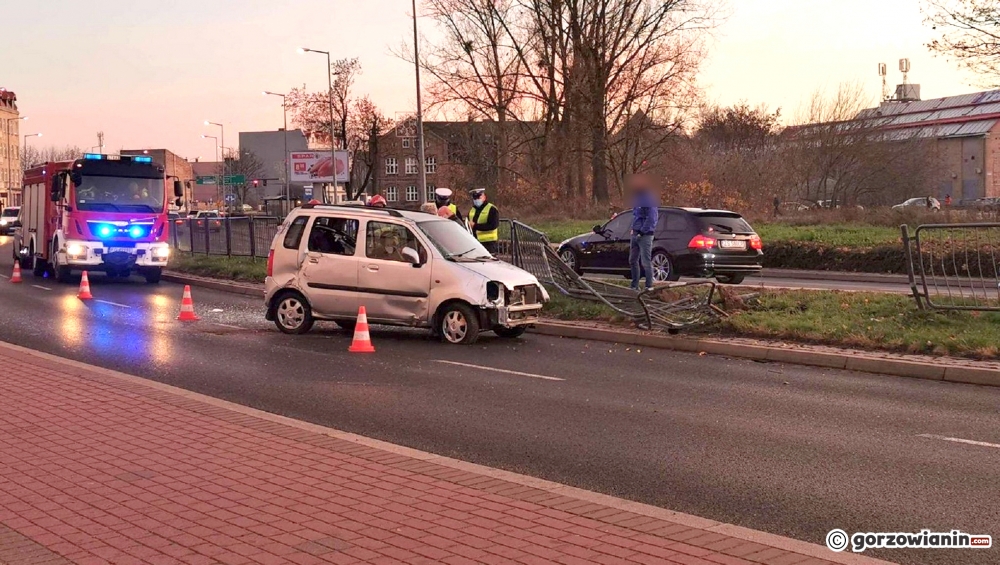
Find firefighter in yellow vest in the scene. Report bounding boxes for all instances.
[467,188,500,254]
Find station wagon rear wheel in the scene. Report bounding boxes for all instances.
[651,251,678,282]
[439,303,480,345]
[275,293,314,335]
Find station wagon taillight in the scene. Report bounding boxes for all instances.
[749,234,763,250]
[688,234,716,249]
[266,249,274,277]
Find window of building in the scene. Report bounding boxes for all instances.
[307,216,359,256]
[402,138,410,148]
[385,186,398,202]
[406,186,418,202]
[405,157,418,175]
[425,156,437,174]
[385,157,398,176]
[365,221,425,263]
[426,184,436,203]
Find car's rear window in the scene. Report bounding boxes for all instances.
[1,208,17,217]
[283,216,309,249]
[697,214,753,234]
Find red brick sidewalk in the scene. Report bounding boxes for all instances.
[0,342,889,565]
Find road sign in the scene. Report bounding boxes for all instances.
[303,186,313,199]
[224,175,246,185]
[196,176,217,185]
[225,193,237,203]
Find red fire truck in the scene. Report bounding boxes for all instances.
[14,153,183,283]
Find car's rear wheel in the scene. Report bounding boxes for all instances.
[559,248,581,274]
[274,292,314,335]
[715,274,745,285]
[651,251,679,283]
[439,302,480,345]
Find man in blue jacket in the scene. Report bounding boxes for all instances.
[628,176,659,291]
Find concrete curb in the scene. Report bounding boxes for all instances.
[761,269,910,285]
[162,269,1000,388]
[0,339,894,565]
[162,271,261,297]
[530,321,1000,388]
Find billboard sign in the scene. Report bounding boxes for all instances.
[290,151,349,184]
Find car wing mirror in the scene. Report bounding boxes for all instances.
[401,247,421,267]
[592,225,604,235]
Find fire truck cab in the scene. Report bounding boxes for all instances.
[15,153,183,283]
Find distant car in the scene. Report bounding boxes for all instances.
[892,197,940,212]
[193,210,223,232]
[557,207,763,285]
[0,206,20,235]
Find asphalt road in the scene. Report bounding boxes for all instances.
[1,237,998,565]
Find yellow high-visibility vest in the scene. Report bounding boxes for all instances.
[468,203,498,242]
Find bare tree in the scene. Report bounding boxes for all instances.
[348,96,394,199]
[924,0,1000,83]
[21,145,84,171]
[224,148,265,208]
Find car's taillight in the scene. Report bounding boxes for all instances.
[749,234,762,250]
[688,234,716,249]
[266,249,274,277]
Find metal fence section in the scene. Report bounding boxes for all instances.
[498,219,719,330]
[902,223,1000,310]
[170,217,281,259]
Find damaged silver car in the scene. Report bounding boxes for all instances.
[264,204,549,344]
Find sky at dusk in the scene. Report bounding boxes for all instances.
[0,0,982,161]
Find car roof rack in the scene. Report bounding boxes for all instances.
[301,203,405,218]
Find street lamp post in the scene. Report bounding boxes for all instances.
[4,116,26,206]
[263,91,291,210]
[412,0,428,205]
[202,134,220,208]
[204,121,225,209]
[299,47,336,204]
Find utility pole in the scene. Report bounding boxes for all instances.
[412,0,428,204]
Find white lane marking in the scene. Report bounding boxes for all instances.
[434,360,565,382]
[918,434,1000,450]
[32,285,51,291]
[0,274,8,279]
[96,300,131,308]
[214,323,242,329]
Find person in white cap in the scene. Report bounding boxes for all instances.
[434,187,466,227]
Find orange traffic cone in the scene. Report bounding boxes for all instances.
[177,285,200,321]
[348,306,376,353]
[10,260,22,283]
[77,271,94,300]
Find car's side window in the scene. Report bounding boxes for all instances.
[307,216,359,256]
[604,213,633,237]
[282,216,309,249]
[661,212,689,232]
[366,221,425,263]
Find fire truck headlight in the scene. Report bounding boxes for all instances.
[66,244,85,257]
[129,226,144,238]
[96,225,113,238]
[153,246,170,259]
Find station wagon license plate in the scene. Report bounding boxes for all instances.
[719,240,747,250]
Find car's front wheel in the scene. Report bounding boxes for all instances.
[438,302,480,345]
[559,247,581,274]
[651,251,679,283]
[274,292,315,335]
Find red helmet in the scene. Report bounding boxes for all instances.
[368,195,387,208]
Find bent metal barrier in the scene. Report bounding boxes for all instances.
[902,223,1000,311]
[498,220,719,330]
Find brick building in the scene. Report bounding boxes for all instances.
[376,121,501,208]
[121,149,195,211]
[0,89,21,207]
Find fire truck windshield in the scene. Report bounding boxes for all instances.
[75,176,164,213]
